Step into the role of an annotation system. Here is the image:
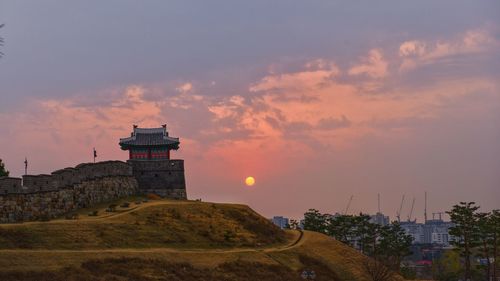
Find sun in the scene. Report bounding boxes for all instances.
[245,176,255,186]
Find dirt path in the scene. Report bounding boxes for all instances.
[0,200,199,226]
[0,230,305,255]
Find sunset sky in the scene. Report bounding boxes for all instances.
[0,1,499,220]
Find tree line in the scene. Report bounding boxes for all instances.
[446,202,500,281]
[302,209,412,276]
[302,202,500,281]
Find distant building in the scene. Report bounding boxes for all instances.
[271,216,289,229]
[370,212,390,226]
[425,219,455,246]
[400,219,455,246]
[401,221,425,244]
[299,219,305,230]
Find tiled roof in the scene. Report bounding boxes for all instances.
[119,126,180,149]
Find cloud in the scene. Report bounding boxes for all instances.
[169,82,204,109]
[399,40,426,57]
[250,61,340,93]
[316,115,351,130]
[399,28,498,72]
[348,49,388,79]
[175,82,193,93]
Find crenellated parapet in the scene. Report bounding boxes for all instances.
[0,161,133,195]
[0,177,22,195]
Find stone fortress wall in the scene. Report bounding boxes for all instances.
[128,159,186,199]
[0,161,138,223]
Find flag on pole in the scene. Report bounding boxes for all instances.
[24,157,28,175]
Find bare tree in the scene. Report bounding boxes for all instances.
[363,258,397,281]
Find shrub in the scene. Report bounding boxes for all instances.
[146,193,161,200]
[120,202,130,208]
[106,204,117,212]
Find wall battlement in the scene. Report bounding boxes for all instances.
[0,158,186,223]
[0,161,132,195]
[0,161,137,223]
[128,159,186,199]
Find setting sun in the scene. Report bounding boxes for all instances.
[245,176,255,186]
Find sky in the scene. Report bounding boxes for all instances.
[0,1,499,221]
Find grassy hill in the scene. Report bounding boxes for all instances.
[0,199,286,250]
[0,198,401,281]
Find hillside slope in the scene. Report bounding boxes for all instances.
[0,199,399,281]
[0,199,286,250]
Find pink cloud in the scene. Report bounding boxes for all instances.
[348,49,388,79]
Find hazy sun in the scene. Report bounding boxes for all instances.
[245,176,255,186]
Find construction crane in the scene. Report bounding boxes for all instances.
[432,212,445,221]
[424,191,428,223]
[377,193,381,213]
[407,197,415,222]
[344,195,353,215]
[396,195,405,222]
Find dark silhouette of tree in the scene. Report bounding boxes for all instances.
[303,209,327,234]
[326,214,355,244]
[354,214,379,255]
[378,222,413,272]
[489,210,500,281]
[304,209,412,275]
[0,159,9,177]
[447,202,481,281]
[288,219,299,230]
[477,212,493,279]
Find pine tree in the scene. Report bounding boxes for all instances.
[477,212,493,280]
[446,202,481,281]
[489,210,500,281]
[0,158,9,177]
[378,222,413,272]
[303,209,327,234]
[327,215,356,245]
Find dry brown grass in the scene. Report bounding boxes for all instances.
[0,256,341,281]
[0,200,286,250]
[0,199,398,280]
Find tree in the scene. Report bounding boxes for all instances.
[378,222,413,272]
[489,210,500,281]
[363,258,397,281]
[289,219,299,230]
[446,202,481,281]
[303,209,327,234]
[477,212,493,280]
[0,159,9,177]
[354,214,379,255]
[432,250,462,281]
[326,214,356,245]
